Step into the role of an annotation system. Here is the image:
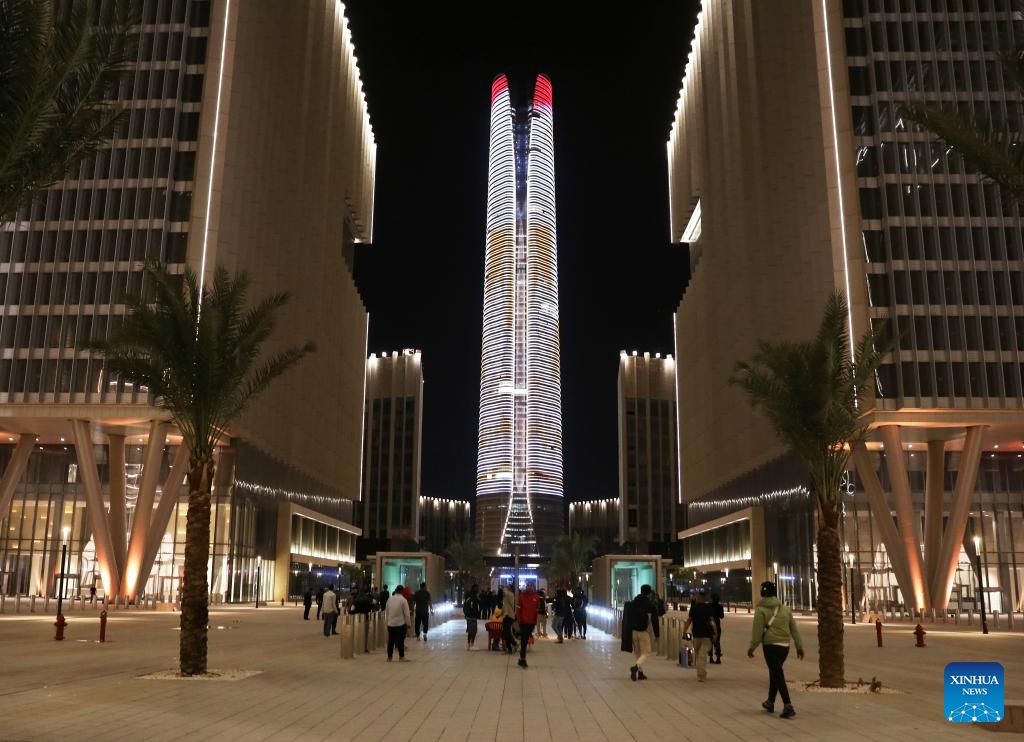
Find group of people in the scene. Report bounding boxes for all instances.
[459,584,591,654]
[302,581,434,656]
[621,581,804,720]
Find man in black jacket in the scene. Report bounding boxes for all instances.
[624,584,660,681]
[463,584,482,650]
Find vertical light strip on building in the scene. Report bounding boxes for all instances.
[820,0,857,360]
[198,0,232,298]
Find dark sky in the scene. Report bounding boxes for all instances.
[346,2,698,503]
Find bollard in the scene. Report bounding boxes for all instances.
[968,609,974,626]
[1008,611,1014,631]
[339,613,353,659]
[15,594,21,613]
[30,595,37,613]
[914,623,926,647]
[875,618,883,647]
[0,594,4,614]
[377,611,387,647]
[99,609,108,642]
[992,611,999,630]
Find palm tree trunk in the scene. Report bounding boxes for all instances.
[816,522,845,687]
[179,458,214,676]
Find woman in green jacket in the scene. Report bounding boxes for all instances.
[748,581,804,719]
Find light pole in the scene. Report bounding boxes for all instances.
[973,536,988,635]
[254,556,262,609]
[848,552,856,625]
[54,527,70,640]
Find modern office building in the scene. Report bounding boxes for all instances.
[670,0,1024,613]
[568,497,620,556]
[358,349,424,557]
[618,351,683,557]
[476,74,564,556]
[418,495,471,555]
[0,0,375,602]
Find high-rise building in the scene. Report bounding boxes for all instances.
[475,74,564,556]
[419,496,471,555]
[0,0,374,602]
[359,349,424,557]
[568,497,620,556]
[618,351,682,557]
[669,1,1024,612]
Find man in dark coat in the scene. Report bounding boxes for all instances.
[302,589,313,620]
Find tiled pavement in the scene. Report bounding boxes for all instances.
[0,604,1021,741]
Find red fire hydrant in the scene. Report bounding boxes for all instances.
[914,623,926,647]
[54,612,67,641]
[99,609,108,643]
[875,618,883,647]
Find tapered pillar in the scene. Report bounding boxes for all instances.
[0,436,36,519]
[878,426,929,612]
[123,421,167,598]
[923,439,946,594]
[134,443,188,600]
[931,426,986,612]
[851,442,915,608]
[107,434,129,586]
[71,419,121,596]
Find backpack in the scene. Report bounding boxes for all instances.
[629,598,649,632]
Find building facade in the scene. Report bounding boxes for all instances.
[618,351,683,557]
[669,0,1024,614]
[359,350,424,557]
[418,496,471,555]
[0,0,375,602]
[476,74,564,556]
[568,497,620,556]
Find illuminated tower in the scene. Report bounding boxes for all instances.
[476,74,563,557]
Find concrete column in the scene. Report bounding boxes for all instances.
[0,436,36,519]
[106,434,129,588]
[923,439,946,594]
[123,421,167,599]
[878,426,929,612]
[71,419,121,596]
[134,444,189,599]
[851,442,915,608]
[931,426,986,612]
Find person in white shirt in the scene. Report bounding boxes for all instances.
[385,584,412,661]
[321,585,339,637]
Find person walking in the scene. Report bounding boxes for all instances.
[501,586,517,654]
[622,584,660,681]
[536,589,548,637]
[709,593,725,663]
[683,588,718,682]
[515,584,541,668]
[378,584,389,612]
[315,586,324,620]
[463,584,482,650]
[413,582,432,640]
[385,584,412,661]
[302,589,313,620]
[321,584,339,637]
[552,588,569,642]
[573,590,589,639]
[748,580,804,719]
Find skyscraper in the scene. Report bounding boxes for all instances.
[668,1,1024,612]
[476,74,563,557]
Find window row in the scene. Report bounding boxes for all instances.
[0,356,131,398]
[853,100,1022,135]
[859,182,1014,219]
[118,70,205,104]
[0,313,128,354]
[877,360,1024,399]
[0,229,187,265]
[15,188,192,223]
[857,141,960,178]
[877,312,1024,352]
[136,31,207,64]
[0,270,157,313]
[852,59,1014,95]
[865,226,1024,262]
[136,0,210,27]
[845,0,1018,17]
[847,19,1019,56]
[867,269,1024,307]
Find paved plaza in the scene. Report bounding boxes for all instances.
[0,604,1021,741]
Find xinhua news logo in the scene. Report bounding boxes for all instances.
[944,662,1004,723]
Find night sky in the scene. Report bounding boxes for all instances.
[346,2,699,504]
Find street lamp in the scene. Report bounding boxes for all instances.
[254,556,262,609]
[54,526,70,640]
[847,552,856,625]
[973,536,988,635]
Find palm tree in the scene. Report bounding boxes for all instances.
[92,264,314,675]
[548,532,597,590]
[902,37,1024,207]
[729,291,890,688]
[447,534,484,599]
[1,0,137,222]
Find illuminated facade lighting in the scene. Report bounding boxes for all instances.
[476,74,563,556]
